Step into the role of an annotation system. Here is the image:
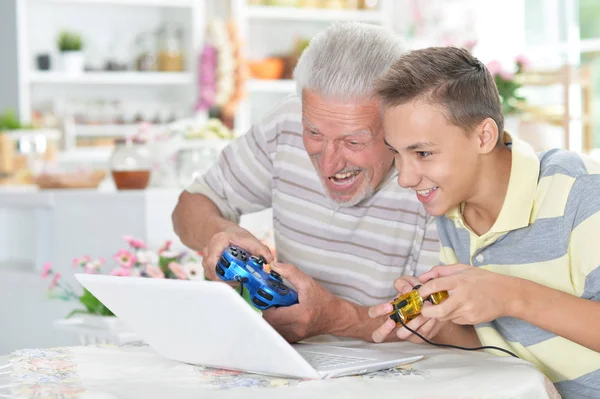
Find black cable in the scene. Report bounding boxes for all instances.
[394,300,519,358]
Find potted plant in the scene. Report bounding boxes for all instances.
[0,109,22,175]
[57,30,84,74]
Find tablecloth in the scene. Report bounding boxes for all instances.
[0,341,562,399]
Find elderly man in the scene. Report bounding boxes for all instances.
[172,22,439,343]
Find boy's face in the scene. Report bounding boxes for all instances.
[382,100,481,217]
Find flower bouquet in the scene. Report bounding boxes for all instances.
[41,236,203,318]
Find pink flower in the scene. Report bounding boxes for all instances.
[123,235,146,249]
[72,255,91,268]
[499,70,514,80]
[486,60,503,77]
[158,240,172,254]
[41,262,53,278]
[145,265,165,279]
[49,272,61,290]
[83,257,105,274]
[110,268,131,277]
[516,54,530,70]
[463,39,477,52]
[168,262,188,280]
[114,249,137,269]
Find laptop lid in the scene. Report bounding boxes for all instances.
[75,274,320,379]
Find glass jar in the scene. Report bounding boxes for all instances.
[110,138,153,190]
[176,147,218,188]
[157,23,184,72]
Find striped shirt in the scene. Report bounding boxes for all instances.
[437,133,600,399]
[187,95,440,306]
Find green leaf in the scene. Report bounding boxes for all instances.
[78,288,114,316]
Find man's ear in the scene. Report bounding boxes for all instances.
[476,118,500,154]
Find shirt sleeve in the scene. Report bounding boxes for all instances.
[565,174,600,301]
[185,98,296,223]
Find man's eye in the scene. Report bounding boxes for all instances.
[417,151,432,158]
[310,131,320,136]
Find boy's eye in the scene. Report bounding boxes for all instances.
[417,151,432,158]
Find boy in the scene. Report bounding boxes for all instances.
[368,46,600,399]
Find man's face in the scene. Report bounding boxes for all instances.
[302,90,394,207]
[382,100,480,217]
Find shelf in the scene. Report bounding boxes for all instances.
[3,129,61,141]
[34,0,195,8]
[29,72,194,86]
[246,5,384,22]
[73,124,168,137]
[247,79,296,94]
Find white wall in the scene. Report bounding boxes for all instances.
[0,0,19,114]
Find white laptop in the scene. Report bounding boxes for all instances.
[75,274,422,379]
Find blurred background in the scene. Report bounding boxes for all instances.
[0,0,598,354]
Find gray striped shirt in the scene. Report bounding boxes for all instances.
[187,95,440,306]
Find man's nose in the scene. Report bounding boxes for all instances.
[396,160,419,189]
[320,142,345,176]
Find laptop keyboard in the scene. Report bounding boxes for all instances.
[297,350,370,369]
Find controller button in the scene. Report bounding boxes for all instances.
[215,265,225,277]
[219,256,230,268]
[230,247,238,256]
[252,297,268,307]
[241,277,249,283]
[389,312,400,323]
[270,270,282,281]
[257,255,266,265]
[257,288,273,301]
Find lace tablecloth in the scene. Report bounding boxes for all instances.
[0,341,561,399]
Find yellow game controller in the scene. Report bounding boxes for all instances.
[388,285,449,325]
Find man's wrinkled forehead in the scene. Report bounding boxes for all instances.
[302,117,379,138]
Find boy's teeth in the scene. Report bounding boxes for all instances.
[417,187,438,195]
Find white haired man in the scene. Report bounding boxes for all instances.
[172,22,439,343]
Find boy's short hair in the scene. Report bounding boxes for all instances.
[375,46,504,143]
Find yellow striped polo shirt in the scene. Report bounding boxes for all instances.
[437,133,600,399]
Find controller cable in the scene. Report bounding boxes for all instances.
[394,299,519,358]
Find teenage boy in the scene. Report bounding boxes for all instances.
[368,46,600,399]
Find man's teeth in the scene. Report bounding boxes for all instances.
[417,187,438,196]
[332,171,360,180]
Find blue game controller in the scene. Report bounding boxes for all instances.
[215,245,299,310]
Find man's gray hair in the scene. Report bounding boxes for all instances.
[293,22,403,100]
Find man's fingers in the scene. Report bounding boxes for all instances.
[368,303,393,319]
[372,318,396,343]
[232,235,274,263]
[395,315,427,340]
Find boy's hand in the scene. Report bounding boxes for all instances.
[368,276,444,343]
[418,264,516,325]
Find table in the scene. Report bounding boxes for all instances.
[0,341,561,399]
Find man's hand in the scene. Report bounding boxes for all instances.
[202,226,274,281]
[368,276,446,344]
[417,264,515,325]
[262,262,340,342]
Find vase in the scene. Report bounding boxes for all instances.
[61,51,85,74]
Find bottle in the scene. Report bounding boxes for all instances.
[110,138,153,190]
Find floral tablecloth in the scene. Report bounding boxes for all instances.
[0,342,561,399]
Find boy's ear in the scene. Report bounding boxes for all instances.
[476,118,500,154]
